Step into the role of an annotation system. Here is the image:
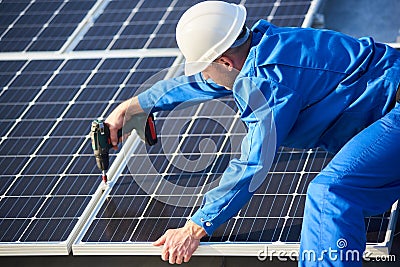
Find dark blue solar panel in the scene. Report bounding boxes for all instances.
[95,11,131,24]
[77,87,118,102]
[0,56,177,247]
[51,120,92,136]
[20,218,78,242]
[0,138,41,156]
[24,103,69,119]
[10,120,55,137]
[37,87,80,102]
[0,219,31,242]
[52,176,99,195]
[141,0,173,9]
[0,157,30,175]
[74,1,184,51]
[50,72,92,86]
[51,12,86,24]
[85,25,121,37]
[22,156,73,175]
[38,137,85,155]
[65,103,109,118]
[62,59,101,70]
[18,13,53,24]
[37,196,90,217]
[82,218,138,242]
[4,27,41,39]
[0,121,14,137]
[0,2,27,13]
[115,85,140,100]
[0,196,46,218]
[0,74,18,87]
[0,104,28,119]
[27,1,63,12]
[24,60,63,71]
[0,0,96,52]
[105,0,138,10]
[90,39,116,50]
[61,0,96,12]
[0,61,26,73]
[99,58,138,70]
[0,177,14,196]
[87,72,129,86]
[7,176,57,196]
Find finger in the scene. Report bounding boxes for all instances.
[161,248,169,262]
[152,234,167,246]
[183,254,192,263]
[108,127,119,147]
[175,256,183,265]
[169,254,176,265]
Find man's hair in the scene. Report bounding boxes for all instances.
[223,25,252,56]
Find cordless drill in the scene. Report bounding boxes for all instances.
[90,114,157,184]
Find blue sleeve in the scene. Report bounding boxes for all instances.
[191,77,303,235]
[137,73,232,113]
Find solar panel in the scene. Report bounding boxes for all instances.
[0,58,92,254]
[0,0,97,52]
[0,54,177,255]
[0,0,397,259]
[72,0,398,258]
[73,0,181,51]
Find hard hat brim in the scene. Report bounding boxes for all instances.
[184,61,210,76]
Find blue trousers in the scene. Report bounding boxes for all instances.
[299,104,400,266]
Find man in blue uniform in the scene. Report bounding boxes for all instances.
[105,1,400,265]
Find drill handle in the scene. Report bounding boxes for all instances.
[122,113,157,146]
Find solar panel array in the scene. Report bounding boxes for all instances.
[0,0,397,257]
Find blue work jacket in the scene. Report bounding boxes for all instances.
[138,20,400,235]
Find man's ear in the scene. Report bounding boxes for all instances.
[216,56,234,70]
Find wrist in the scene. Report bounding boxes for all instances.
[185,220,207,239]
[125,96,144,118]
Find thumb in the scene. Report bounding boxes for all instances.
[152,234,167,246]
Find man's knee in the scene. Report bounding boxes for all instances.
[304,180,329,216]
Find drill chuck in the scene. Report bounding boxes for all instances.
[91,119,120,173]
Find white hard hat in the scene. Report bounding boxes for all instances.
[176,1,247,76]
